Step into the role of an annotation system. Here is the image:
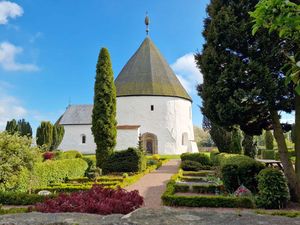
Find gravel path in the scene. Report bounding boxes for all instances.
[126,159,180,208]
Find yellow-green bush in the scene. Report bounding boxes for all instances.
[32,158,88,187]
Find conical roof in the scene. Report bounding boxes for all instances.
[115,37,192,101]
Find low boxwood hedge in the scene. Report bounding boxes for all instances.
[183,171,215,177]
[0,192,56,205]
[161,173,255,208]
[181,153,211,165]
[174,184,190,192]
[192,184,223,194]
[261,150,275,159]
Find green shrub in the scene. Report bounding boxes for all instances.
[180,176,207,182]
[275,150,295,160]
[181,153,211,165]
[162,176,254,208]
[221,154,265,193]
[261,150,275,159]
[0,132,39,192]
[174,184,190,192]
[257,168,290,209]
[192,184,223,194]
[210,150,220,166]
[0,192,55,205]
[102,148,146,173]
[32,158,88,187]
[59,150,83,159]
[180,160,211,171]
[183,171,215,177]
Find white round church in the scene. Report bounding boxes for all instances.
[58,33,198,155]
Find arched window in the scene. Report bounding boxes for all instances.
[182,132,188,146]
[81,134,86,144]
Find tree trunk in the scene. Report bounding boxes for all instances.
[295,94,300,179]
[271,110,300,201]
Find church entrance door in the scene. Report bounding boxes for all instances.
[141,132,158,155]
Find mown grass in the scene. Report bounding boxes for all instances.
[256,209,300,218]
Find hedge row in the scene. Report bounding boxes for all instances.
[0,192,56,205]
[161,174,255,208]
[102,148,146,173]
[32,158,88,187]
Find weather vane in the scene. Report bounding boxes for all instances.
[145,12,150,35]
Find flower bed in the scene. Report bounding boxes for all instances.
[35,184,143,215]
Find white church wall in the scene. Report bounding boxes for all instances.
[58,124,96,154]
[115,128,140,151]
[116,96,198,154]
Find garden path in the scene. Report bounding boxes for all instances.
[126,159,180,208]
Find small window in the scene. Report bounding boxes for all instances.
[81,135,86,144]
[182,132,188,146]
[151,105,154,111]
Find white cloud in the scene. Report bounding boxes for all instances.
[0,42,39,71]
[281,111,295,124]
[0,83,27,129]
[171,53,203,94]
[0,1,23,25]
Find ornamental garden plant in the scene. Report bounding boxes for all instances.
[162,151,291,209]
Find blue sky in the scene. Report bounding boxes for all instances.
[0,0,209,132]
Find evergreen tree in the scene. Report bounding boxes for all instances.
[36,121,53,150]
[51,124,65,150]
[196,0,300,200]
[230,128,242,154]
[291,124,296,143]
[265,130,274,150]
[209,122,232,153]
[91,48,117,168]
[5,119,18,135]
[17,119,32,138]
[242,134,257,158]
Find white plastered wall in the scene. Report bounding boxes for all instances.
[58,124,96,154]
[115,128,140,150]
[116,96,198,154]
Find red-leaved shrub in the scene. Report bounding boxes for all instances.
[43,152,55,160]
[35,185,144,214]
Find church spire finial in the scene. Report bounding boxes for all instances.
[145,12,150,36]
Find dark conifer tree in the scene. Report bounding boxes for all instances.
[196,0,299,200]
[91,48,117,168]
[17,119,32,138]
[5,119,18,135]
[36,121,53,150]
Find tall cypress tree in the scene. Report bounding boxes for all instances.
[265,130,274,150]
[196,0,300,200]
[91,48,117,168]
[51,124,65,150]
[36,121,53,150]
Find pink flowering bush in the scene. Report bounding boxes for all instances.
[43,152,55,161]
[35,185,144,214]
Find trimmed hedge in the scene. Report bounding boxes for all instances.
[180,160,211,171]
[180,176,207,182]
[183,171,215,177]
[261,150,275,159]
[174,184,190,192]
[192,184,223,194]
[181,153,211,165]
[275,150,295,160]
[102,148,146,173]
[0,192,56,205]
[161,175,255,208]
[221,155,265,193]
[33,158,88,187]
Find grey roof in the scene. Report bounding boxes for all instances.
[115,37,192,101]
[59,105,93,125]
